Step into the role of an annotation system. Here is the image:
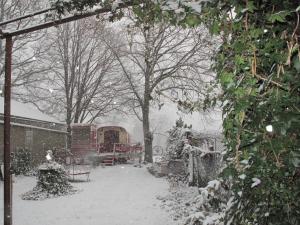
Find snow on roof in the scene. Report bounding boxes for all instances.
[0,97,62,124]
[0,121,67,133]
[97,125,126,130]
[72,123,96,127]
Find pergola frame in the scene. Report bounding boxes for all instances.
[0,2,134,225]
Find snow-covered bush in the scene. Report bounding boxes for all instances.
[164,126,186,161]
[163,118,193,160]
[159,178,231,225]
[22,161,76,200]
[12,148,33,176]
[184,180,229,225]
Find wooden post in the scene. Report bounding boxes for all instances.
[4,35,13,225]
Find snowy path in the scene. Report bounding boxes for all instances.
[0,165,177,225]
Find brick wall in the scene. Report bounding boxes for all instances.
[0,124,67,165]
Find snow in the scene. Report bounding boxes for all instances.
[0,165,176,225]
[158,179,227,225]
[158,184,200,222]
[112,0,123,11]
[160,1,179,11]
[182,1,202,14]
[38,161,63,170]
[240,159,249,165]
[251,177,261,188]
[206,179,221,191]
[238,174,246,180]
[158,0,212,14]
[186,145,223,157]
[266,124,273,133]
[0,97,62,124]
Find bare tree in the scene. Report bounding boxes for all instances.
[24,18,124,147]
[106,17,216,162]
[0,0,51,90]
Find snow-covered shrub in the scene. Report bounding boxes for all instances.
[164,125,186,161]
[22,161,76,200]
[163,118,193,161]
[159,178,231,225]
[12,148,33,176]
[183,179,230,225]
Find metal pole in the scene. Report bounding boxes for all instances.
[4,36,13,225]
[0,7,55,27]
[0,1,136,39]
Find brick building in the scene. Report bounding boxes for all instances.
[0,97,67,165]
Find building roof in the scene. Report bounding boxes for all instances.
[0,97,62,124]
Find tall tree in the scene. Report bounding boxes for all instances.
[0,0,51,90]
[106,15,216,162]
[25,18,123,147]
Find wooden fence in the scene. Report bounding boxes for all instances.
[185,139,224,187]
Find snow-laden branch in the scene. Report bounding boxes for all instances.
[183,143,222,158]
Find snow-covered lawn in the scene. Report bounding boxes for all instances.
[0,165,177,225]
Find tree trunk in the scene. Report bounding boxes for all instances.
[142,101,153,163]
[66,122,72,150]
[66,104,72,150]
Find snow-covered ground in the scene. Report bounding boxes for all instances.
[158,184,200,223]
[0,165,177,225]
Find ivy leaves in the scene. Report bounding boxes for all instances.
[267,10,291,23]
[293,55,300,72]
[209,0,300,224]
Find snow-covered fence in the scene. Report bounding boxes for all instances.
[184,141,223,187]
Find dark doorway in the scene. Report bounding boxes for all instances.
[104,130,120,152]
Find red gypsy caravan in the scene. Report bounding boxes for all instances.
[70,124,143,165]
